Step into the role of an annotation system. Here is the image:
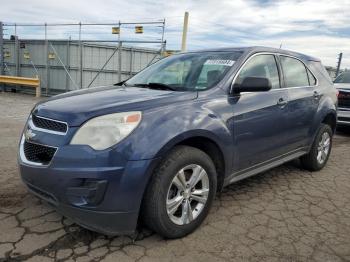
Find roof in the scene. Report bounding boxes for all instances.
[185,46,320,62]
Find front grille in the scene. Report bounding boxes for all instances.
[338,117,350,122]
[338,90,350,108]
[23,141,56,165]
[32,114,67,133]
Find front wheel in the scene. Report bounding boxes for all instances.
[142,146,217,238]
[300,124,333,171]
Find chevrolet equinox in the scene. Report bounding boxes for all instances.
[19,47,337,238]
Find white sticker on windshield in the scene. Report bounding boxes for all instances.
[204,59,235,66]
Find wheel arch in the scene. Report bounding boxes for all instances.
[176,136,226,192]
[152,131,230,192]
[321,111,337,133]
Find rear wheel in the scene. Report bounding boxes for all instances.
[300,124,333,171]
[142,146,217,238]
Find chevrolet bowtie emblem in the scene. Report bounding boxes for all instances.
[25,129,36,141]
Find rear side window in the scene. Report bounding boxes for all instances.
[280,56,309,87]
[235,54,280,89]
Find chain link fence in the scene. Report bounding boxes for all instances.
[0,21,167,95]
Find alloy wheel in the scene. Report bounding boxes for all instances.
[317,131,331,164]
[166,164,210,225]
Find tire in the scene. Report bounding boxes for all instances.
[300,124,333,171]
[142,145,217,238]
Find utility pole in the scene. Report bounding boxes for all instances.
[0,21,4,91]
[336,52,343,77]
[181,12,189,52]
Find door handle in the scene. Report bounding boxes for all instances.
[277,98,288,107]
[313,91,321,99]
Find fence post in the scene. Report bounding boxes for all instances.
[117,21,122,82]
[66,37,70,92]
[161,18,166,56]
[118,41,122,82]
[129,47,133,78]
[15,35,19,77]
[0,21,4,91]
[45,23,49,95]
[79,22,83,89]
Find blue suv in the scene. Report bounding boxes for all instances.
[18,47,337,238]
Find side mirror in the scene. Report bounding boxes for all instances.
[233,77,272,93]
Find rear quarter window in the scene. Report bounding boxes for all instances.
[306,68,317,86]
[309,61,333,84]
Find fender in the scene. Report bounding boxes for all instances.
[125,100,234,167]
[309,94,337,145]
[154,129,232,171]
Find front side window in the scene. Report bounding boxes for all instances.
[235,54,280,89]
[126,51,243,91]
[280,56,309,87]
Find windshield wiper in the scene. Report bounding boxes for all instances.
[132,82,178,91]
[114,80,126,86]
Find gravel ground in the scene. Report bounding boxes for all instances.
[1,92,350,262]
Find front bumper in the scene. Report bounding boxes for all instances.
[24,181,138,235]
[337,108,350,126]
[19,136,156,235]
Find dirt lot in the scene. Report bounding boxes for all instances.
[0,92,350,262]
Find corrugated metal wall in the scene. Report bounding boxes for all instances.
[3,39,161,94]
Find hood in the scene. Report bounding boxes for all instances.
[33,85,197,126]
[334,83,350,90]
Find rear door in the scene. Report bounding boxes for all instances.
[279,55,319,151]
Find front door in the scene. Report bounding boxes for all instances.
[230,54,290,172]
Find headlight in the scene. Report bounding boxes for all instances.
[70,111,142,150]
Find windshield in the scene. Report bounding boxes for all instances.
[334,72,350,83]
[125,51,243,91]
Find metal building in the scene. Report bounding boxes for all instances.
[3,39,162,94]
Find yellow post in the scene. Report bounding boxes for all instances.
[35,75,41,98]
[181,12,189,52]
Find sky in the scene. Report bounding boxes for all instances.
[1,0,350,68]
